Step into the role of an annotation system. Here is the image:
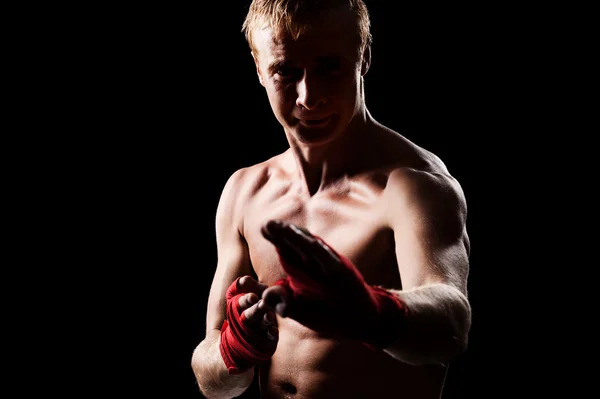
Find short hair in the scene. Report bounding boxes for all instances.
[241,0,372,56]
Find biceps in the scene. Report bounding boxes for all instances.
[429,240,469,293]
[394,229,469,292]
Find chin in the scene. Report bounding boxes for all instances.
[295,127,337,146]
[289,116,340,145]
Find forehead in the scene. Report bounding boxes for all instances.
[253,11,361,64]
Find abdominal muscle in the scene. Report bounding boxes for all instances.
[257,317,448,399]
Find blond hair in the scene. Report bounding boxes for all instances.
[241,0,372,56]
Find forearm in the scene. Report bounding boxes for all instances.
[384,283,471,366]
[191,331,255,399]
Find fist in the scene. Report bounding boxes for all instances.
[219,275,279,374]
[233,275,278,341]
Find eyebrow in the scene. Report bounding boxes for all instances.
[267,60,286,75]
[267,56,342,75]
[316,56,341,63]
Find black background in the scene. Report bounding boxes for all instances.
[40,1,552,397]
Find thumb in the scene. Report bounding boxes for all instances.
[263,281,292,317]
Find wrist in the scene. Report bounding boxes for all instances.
[219,320,255,374]
[219,293,276,374]
[362,286,410,351]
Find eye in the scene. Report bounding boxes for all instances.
[318,58,342,75]
[276,66,301,79]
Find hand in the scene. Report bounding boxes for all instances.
[234,276,279,341]
[219,276,278,374]
[260,220,408,350]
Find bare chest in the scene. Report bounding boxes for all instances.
[242,189,401,288]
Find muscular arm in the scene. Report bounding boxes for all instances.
[191,169,256,399]
[383,168,472,366]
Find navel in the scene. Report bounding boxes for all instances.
[281,381,298,395]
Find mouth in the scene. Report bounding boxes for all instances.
[298,115,332,128]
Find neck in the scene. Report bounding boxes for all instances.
[286,108,378,196]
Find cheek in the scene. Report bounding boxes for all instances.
[329,74,359,104]
[263,86,296,124]
[267,84,295,110]
[338,71,360,92]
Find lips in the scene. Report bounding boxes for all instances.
[297,115,332,127]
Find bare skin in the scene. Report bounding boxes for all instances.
[192,8,470,399]
[194,124,470,399]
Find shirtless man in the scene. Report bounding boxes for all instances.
[191,1,472,398]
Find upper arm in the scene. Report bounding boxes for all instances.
[205,168,254,334]
[386,168,470,293]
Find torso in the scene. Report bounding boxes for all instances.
[238,131,450,398]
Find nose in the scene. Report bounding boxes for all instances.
[295,72,327,111]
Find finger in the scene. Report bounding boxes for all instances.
[261,221,324,279]
[289,224,341,268]
[238,292,259,310]
[260,310,276,330]
[311,235,344,273]
[238,275,269,295]
[261,220,301,249]
[279,223,341,274]
[267,325,278,341]
[261,221,301,260]
[262,285,290,317]
[243,299,271,324]
[260,220,281,242]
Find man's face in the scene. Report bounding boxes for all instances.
[251,11,369,145]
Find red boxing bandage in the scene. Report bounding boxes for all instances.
[274,242,409,351]
[219,277,276,374]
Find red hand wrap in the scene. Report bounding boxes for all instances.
[274,240,409,351]
[219,277,276,374]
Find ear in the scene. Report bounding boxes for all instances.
[252,52,265,87]
[360,44,371,76]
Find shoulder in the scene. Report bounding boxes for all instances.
[387,167,466,210]
[384,166,467,242]
[217,153,287,215]
[379,130,466,223]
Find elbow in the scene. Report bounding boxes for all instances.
[421,315,470,365]
[191,347,210,395]
[447,328,469,360]
[191,342,224,398]
[190,351,203,381]
[385,323,470,366]
[190,340,254,399]
[446,297,472,359]
[426,294,472,364]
